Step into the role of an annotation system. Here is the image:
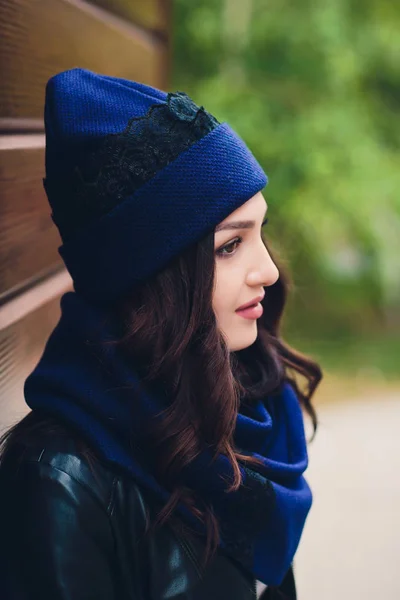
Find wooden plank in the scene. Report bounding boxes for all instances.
[89,0,170,34]
[0,268,72,331]
[0,295,63,428]
[0,136,62,298]
[0,119,44,133]
[0,0,166,121]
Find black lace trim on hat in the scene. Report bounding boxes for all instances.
[44,91,220,243]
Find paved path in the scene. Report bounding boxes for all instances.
[294,391,400,599]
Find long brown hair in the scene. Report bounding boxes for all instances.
[0,227,322,569]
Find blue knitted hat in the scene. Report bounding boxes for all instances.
[43,68,268,305]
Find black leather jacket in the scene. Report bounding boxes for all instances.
[0,428,296,600]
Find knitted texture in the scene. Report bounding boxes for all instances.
[43,68,268,304]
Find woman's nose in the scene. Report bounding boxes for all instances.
[247,246,279,287]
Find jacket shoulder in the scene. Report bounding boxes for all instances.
[0,422,151,515]
[1,429,115,508]
[0,423,154,599]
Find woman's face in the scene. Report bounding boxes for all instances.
[212,192,279,352]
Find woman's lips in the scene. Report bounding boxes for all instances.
[235,303,263,320]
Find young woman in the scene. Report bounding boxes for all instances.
[0,68,321,600]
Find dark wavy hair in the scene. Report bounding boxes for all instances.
[0,226,322,571]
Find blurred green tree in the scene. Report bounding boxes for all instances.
[171,0,400,360]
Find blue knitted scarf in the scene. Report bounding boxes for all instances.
[24,291,312,587]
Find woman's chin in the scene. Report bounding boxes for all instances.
[227,326,258,352]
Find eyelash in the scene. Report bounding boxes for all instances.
[216,217,269,258]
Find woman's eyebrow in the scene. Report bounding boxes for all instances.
[215,220,255,232]
[215,206,268,232]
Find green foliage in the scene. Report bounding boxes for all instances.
[171,0,400,342]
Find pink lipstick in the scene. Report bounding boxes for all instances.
[235,293,264,320]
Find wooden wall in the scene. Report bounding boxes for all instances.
[0,0,171,428]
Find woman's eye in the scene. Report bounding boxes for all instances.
[217,238,242,257]
[216,218,269,258]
